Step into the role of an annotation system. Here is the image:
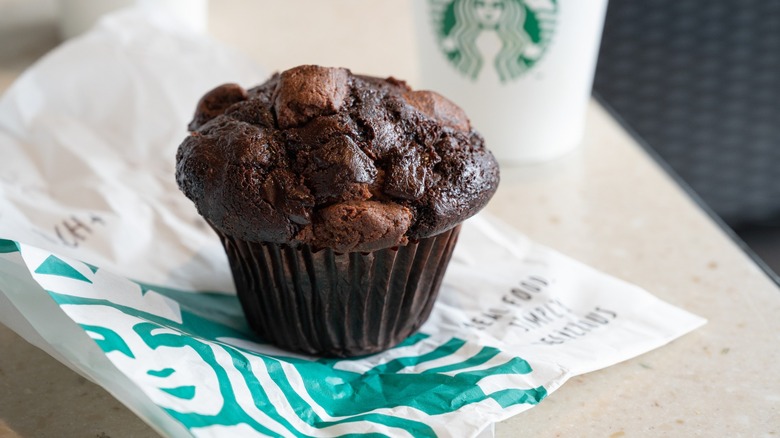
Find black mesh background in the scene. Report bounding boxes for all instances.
[594,0,780,227]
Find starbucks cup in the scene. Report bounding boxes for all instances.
[413,0,609,164]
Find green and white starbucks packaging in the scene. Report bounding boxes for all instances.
[414,0,609,163]
[0,8,703,438]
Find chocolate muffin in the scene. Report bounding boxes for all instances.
[177,65,499,357]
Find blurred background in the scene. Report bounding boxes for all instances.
[1,0,778,278]
[594,0,780,278]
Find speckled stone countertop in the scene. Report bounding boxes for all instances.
[1,1,778,436]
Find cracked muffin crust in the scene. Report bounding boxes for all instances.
[176,65,499,253]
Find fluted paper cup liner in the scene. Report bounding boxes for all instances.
[213,226,461,357]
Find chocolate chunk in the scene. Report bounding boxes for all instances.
[383,147,440,201]
[314,201,412,252]
[259,168,314,226]
[304,136,377,202]
[273,65,350,129]
[189,83,248,131]
[402,90,470,132]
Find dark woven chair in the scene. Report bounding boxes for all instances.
[594,0,780,278]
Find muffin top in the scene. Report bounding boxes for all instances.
[176,65,499,252]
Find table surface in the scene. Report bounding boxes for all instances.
[1,1,779,437]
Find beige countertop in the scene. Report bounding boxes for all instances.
[1,1,779,437]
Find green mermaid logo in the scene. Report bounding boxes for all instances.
[429,0,557,82]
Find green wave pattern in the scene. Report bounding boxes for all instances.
[16,241,547,437]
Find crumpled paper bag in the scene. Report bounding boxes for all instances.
[0,8,706,438]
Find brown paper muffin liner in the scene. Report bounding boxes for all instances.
[212,225,461,357]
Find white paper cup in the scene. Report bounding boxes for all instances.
[414,0,608,164]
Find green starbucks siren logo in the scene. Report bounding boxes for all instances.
[429,0,557,82]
